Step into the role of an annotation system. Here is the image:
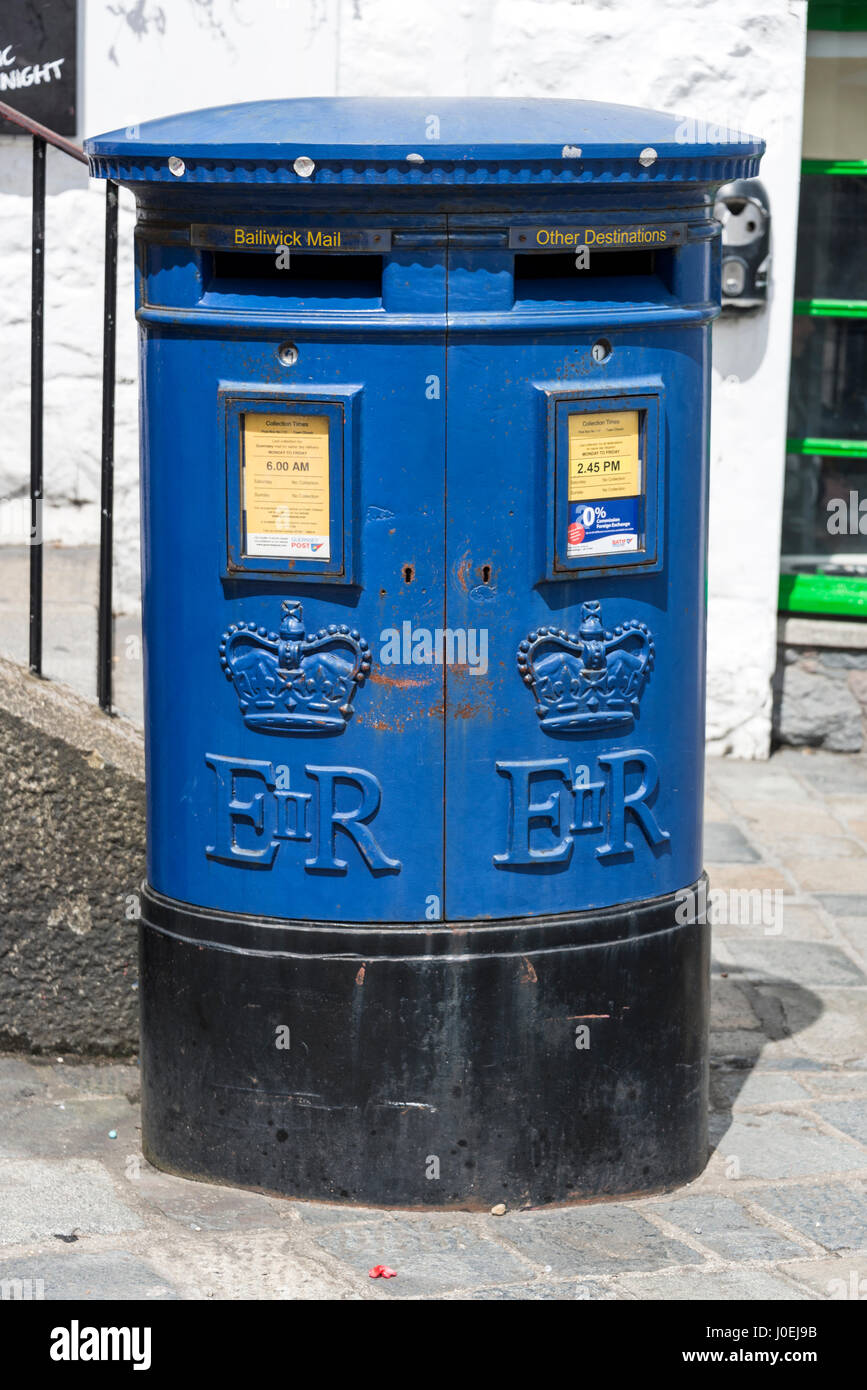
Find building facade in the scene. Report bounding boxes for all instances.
[0,0,864,756]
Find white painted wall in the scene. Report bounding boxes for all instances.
[0,0,808,754]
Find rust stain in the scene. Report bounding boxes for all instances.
[519,957,538,984]
[355,965,366,986]
[369,670,427,690]
[452,700,478,720]
[455,551,473,592]
[567,1013,611,1020]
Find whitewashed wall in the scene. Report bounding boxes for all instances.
[0,0,808,754]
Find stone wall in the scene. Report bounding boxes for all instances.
[0,657,143,1054]
[773,618,867,753]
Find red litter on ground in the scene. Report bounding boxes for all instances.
[368,1265,398,1279]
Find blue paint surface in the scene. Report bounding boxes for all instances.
[88,99,762,923]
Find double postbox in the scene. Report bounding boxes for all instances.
[86,98,763,1207]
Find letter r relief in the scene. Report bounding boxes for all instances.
[595,750,670,860]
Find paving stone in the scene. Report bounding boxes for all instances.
[707,765,810,802]
[492,1206,702,1277]
[814,1099,867,1148]
[800,766,867,797]
[0,1249,177,1300]
[614,1267,810,1300]
[834,919,867,964]
[704,794,730,822]
[0,1058,52,1101]
[718,941,866,988]
[144,1226,361,1300]
[827,797,867,822]
[791,860,867,893]
[308,1215,536,1296]
[749,1182,867,1253]
[707,865,792,893]
[712,1111,867,1180]
[731,800,850,840]
[781,1254,867,1300]
[710,978,762,1031]
[710,1029,800,1065]
[647,1194,807,1260]
[46,1063,140,1098]
[705,823,760,863]
[295,1201,384,1226]
[448,1279,618,1300]
[711,903,829,941]
[752,987,867,1067]
[132,1165,285,1231]
[0,1098,139,1161]
[777,835,866,861]
[800,1072,867,1099]
[0,1158,142,1245]
[818,896,867,921]
[709,1068,811,1112]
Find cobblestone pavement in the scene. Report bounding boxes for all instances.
[1,748,865,1301]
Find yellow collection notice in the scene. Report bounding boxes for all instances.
[568,410,640,502]
[242,413,330,560]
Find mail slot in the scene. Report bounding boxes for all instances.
[85,98,764,1208]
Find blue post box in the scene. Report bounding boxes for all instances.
[86,99,763,1207]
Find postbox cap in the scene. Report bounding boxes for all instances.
[85,96,762,187]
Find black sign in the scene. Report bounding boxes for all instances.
[191,224,393,253]
[509,223,686,251]
[0,0,77,137]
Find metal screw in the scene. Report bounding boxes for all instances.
[639,147,658,168]
[293,156,315,178]
[167,156,185,177]
[277,343,299,367]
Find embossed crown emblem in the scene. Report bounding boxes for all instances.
[517,600,654,734]
[220,600,371,734]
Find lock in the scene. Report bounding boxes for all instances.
[715,177,771,310]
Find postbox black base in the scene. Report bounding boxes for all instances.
[139,881,710,1209]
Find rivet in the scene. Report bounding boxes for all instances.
[167,156,185,177]
[293,155,315,178]
[406,152,425,164]
[639,146,658,168]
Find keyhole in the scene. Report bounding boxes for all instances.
[403,564,414,583]
[481,564,492,584]
[591,338,612,364]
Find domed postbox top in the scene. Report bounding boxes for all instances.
[85,96,762,187]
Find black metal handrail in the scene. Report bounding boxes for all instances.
[0,99,118,714]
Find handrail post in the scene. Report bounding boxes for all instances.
[97,180,119,713]
[28,135,45,677]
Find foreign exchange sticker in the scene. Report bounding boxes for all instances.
[567,410,641,558]
[242,413,330,560]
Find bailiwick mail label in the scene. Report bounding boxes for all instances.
[567,498,640,557]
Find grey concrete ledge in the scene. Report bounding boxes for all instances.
[0,656,144,781]
[778,616,867,652]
